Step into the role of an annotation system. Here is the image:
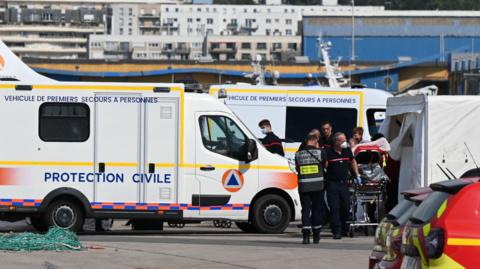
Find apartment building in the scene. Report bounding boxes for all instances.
[89,34,204,60]
[207,35,301,62]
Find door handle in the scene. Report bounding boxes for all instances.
[200,165,215,171]
[148,163,155,173]
[99,162,105,173]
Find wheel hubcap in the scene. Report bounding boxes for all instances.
[263,204,283,226]
[54,205,75,228]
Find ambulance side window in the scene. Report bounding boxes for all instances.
[285,107,357,142]
[367,109,386,137]
[39,102,90,142]
[199,115,247,160]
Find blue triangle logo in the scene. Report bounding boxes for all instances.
[226,173,240,187]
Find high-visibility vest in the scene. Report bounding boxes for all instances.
[295,149,325,193]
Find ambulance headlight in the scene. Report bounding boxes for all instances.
[288,159,297,174]
[218,88,227,99]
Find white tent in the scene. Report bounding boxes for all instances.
[380,95,480,201]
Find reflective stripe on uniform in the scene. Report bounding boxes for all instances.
[299,165,319,175]
[298,177,324,183]
[327,157,350,163]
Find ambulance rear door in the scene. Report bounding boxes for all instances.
[143,98,179,205]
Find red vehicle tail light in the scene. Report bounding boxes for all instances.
[425,228,445,259]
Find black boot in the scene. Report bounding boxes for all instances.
[302,233,310,244]
[313,230,321,244]
[302,229,310,244]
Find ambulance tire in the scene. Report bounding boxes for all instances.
[235,222,258,233]
[252,194,291,234]
[43,199,84,232]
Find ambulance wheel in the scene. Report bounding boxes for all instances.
[44,199,84,232]
[235,222,258,233]
[252,194,291,234]
[30,217,48,232]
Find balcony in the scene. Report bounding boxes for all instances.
[138,13,160,19]
[175,47,191,54]
[161,22,179,30]
[209,45,237,54]
[139,23,161,29]
[226,23,238,31]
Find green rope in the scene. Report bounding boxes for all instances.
[0,227,83,251]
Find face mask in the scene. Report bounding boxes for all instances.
[261,128,268,134]
[340,141,348,149]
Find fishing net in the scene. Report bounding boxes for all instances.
[0,227,83,251]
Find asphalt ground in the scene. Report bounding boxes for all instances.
[0,221,374,269]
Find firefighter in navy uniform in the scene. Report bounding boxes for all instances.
[258,119,285,156]
[295,132,326,244]
[324,132,361,239]
[320,121,335,149]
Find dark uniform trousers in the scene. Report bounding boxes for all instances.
[326,181,350,235]
[300,190,326,234]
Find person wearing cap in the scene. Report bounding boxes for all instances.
[324,132,361,239]
[258,119,284,156]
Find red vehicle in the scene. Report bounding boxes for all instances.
[376,192,430,269]
[369,187,431,269]
[401,177,480,269]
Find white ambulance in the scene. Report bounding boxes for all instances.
[0,42,300,233]
[210,84,392,158]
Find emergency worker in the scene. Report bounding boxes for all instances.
[320,121,334,149]
[295,131,326,244]
[258,119,285,156]
[298,128,321,151]
[324,132,361,239]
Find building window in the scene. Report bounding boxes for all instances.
[187,18,193,23]
[241,53,251,60]
[288,43,297,50]
[128,17,132,26]
[166,8,169,12]
[266,18,271,24]
[241,42,251,49]
[273,43,282,50]
[257,42,267,50]
[286,29,292,36]
[128,8,132,16]
[206,29,213,35]
[39,103,90,142]
[275,18,279,23]
[286,19,292,25]
[197,8,202,12]
[175,8,179,12]
[266,29,271,35]
[119,28,124,35]
[196,18,201,22]
[128,28,132,35]
[207,18,213,24]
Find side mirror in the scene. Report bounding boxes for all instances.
[245,139,258,163]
